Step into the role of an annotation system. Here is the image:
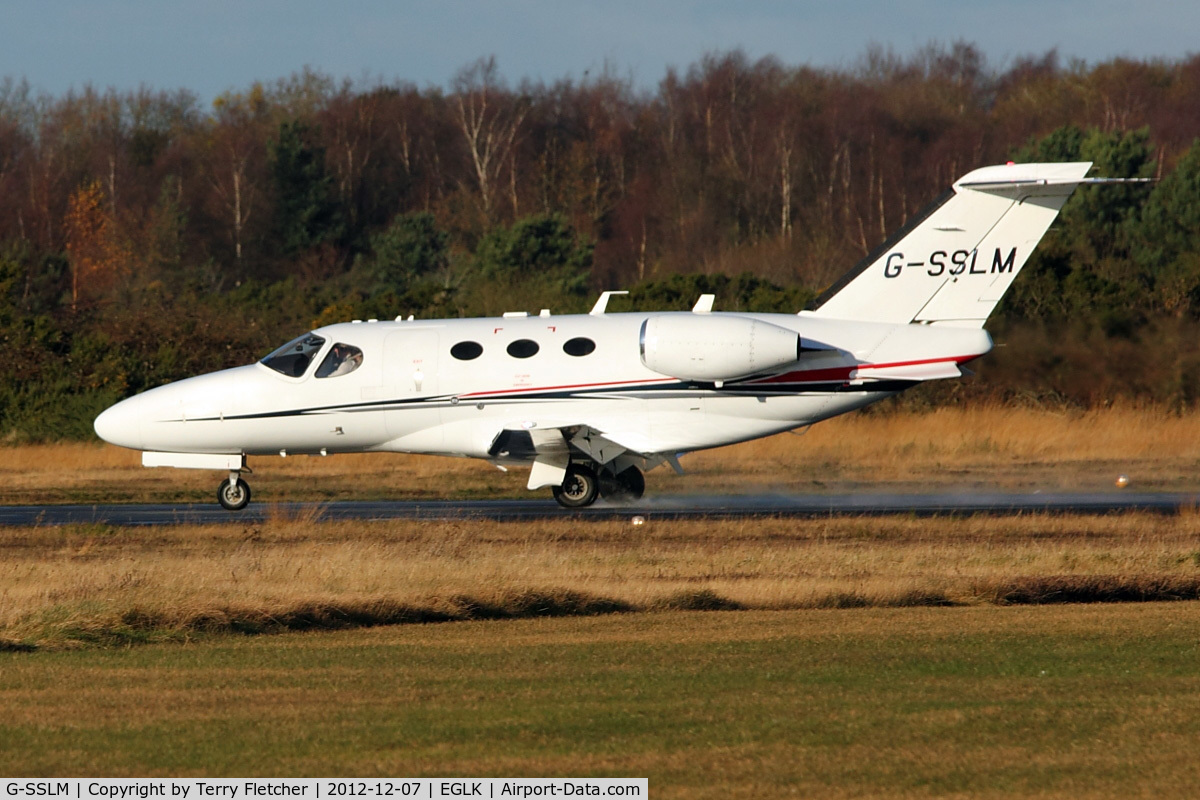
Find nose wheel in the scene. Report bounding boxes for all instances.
[217,475,252,511]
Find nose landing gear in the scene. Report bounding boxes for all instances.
[217,472,252,511]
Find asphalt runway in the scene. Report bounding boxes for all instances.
[0,491,1197,526]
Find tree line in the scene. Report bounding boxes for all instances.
[3,43,1200,439]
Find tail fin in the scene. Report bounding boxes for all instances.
[809,162,1093,327]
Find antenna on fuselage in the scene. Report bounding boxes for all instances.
[590,290,629,315]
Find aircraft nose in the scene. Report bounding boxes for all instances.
[94,396,145,450]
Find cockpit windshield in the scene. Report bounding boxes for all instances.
[261,333,326,377]
[315,343,364,378]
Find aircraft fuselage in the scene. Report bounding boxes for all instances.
[95,310,989,463]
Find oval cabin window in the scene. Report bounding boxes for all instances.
[451,341,483,360]
[563,337,596,357]
[506,339,540,359]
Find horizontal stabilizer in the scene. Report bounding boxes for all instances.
[852,361,964,382]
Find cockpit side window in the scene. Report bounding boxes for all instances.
[261,333,327,377]
[315,343,364,378]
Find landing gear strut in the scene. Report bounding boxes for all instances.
[217,473,252,511]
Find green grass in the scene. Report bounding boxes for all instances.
[4,604,1200,797]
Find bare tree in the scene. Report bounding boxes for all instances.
[206,87,269,264]
[452,57,526,221]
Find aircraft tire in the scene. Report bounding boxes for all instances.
[616,466,645,500]
[217,477,252,511]
[552,464,599,508]
[601,466,645,502]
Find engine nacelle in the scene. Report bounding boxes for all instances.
[639,314,802,382]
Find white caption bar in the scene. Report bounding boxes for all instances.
[1,780,647,800]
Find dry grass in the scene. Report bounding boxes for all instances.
[8,405,1200,504]
[4,511,1200,648]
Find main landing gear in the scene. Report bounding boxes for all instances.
[217,472,252,511]
[552,462,644,509]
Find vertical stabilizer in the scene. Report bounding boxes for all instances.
[810,162,1092,327]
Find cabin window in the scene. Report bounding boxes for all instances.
[315,343,364,378]
[507,339,540,358]
[563,337,596,357]
[261,333,326,377]
[451,341,484,360]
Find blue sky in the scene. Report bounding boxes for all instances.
[2,1,1198,104]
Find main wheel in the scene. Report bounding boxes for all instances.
[600,466,645,502]
[552,464,599,508]
[614,466,645,500]
[217,477,252,511]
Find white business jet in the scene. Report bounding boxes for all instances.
[95,162,1108,509]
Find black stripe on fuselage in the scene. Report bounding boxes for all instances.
[179,379,917,423]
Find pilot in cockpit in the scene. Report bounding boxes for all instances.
[316,343,363,378]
